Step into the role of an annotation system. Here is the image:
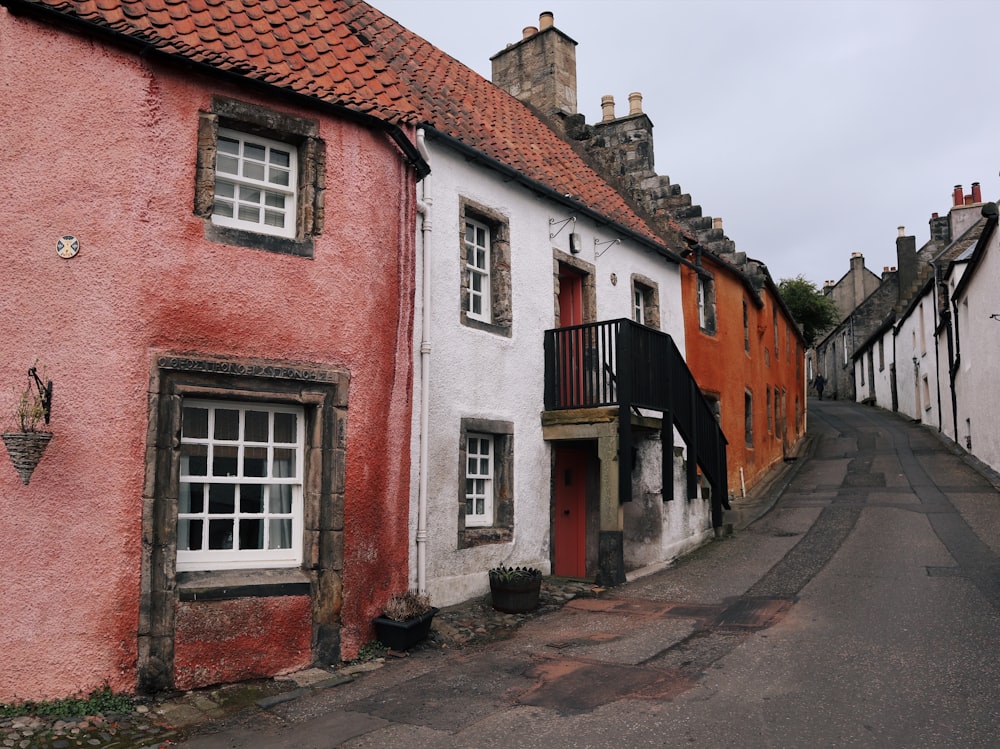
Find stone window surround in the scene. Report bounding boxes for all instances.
[457,417,514,549]
[459,198,512,337]
[138,353,348,693]
[697,273,717,336]
[630,272,661,330]
[195,95,326,258]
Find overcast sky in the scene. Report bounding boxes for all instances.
[374,0,999,288]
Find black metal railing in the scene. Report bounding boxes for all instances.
[544,319,729,526]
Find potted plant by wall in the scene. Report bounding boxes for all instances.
[372,590,438,651]
[3,364,53,485]
[488,565,542,614]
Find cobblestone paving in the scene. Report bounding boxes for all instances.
[2,578,598,749]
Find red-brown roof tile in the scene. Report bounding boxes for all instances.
[16,0,680,248]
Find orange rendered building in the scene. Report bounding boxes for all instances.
[681,250,806,498]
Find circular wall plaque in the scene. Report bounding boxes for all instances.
[57,235,79,259]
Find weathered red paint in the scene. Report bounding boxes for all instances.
[173,597,312,691]
[0,9,414,700]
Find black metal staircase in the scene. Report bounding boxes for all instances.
[544,319,729,528]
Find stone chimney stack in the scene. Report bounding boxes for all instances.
[896,231,918,302]
[949,182,985,240]
[929,211,951,245]
[491,12,579,119]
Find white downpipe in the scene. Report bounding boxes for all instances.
[415,129,432,594]
[740,466,746,498]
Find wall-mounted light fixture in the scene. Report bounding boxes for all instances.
[569,233,582,254]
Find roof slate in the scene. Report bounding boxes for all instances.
[15,0,671,247]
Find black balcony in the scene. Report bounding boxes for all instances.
[544,319,729,526]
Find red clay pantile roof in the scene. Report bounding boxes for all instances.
[12,0,678,249]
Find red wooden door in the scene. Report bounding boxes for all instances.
[554,445,588,578]
[557,265,584,406]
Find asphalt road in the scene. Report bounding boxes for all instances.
[179,399,1000,748]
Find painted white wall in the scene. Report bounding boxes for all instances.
[893,295,938,426]
[409,140,699,607]
[953,227,1000,472]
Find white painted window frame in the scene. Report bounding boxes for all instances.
[465,218,491,322]
[177,399,304,571]
[464,433,494,527]
[212,128,297,239]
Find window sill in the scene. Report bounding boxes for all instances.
[205,223,314,258]
[176,567,311,602]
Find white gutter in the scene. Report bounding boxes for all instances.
[414,129,432,594]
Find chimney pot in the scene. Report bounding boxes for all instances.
[954,185,964,207]
[932,212,939,219]
[897,226,905,237]
[712,217,723,231]
[601,95,616,122]
[522,26,537,40]
[539,11,554,30]
[972,182,982,203]
[883,266,889,272]
[891,266,897,272]
[628,91,643,116]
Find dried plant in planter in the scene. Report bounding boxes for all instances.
[3,363,53,485]
[381,590,433,622]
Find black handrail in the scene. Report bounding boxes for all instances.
[544,319,729,526]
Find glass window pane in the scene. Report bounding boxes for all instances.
[244,411,269,442]
[268,519,292,549]
[212,445,238,477]
[181,444,207,476]
[270,149,290,168]
[208,483,235,514]
[269,168,290,187]
[244,446,267,477]
[214,180,235,198]
[244,142,266,162]
[465,224,475,243]
[213,200,234,218]
[208,518,234,549]
[238,187,261,204]
[241,484,263,514]
[216,154,239,175]
[476,227,487,245]
[238,204,259,223]
[239,518,263,550]
[214,409,239,440]
[269,485,293,514]
[264,192,285,208]
[218,137,239,155]
[182,407,209,439]
[272,448,296,477]
[179,519,203,551]
[243,161,265,181]
[264,211,285,228]
[179,482,205,514]
[274,412,296,443]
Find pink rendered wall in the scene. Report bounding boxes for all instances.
[0,10,415,700]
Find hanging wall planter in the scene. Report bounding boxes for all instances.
[3,364,53,485]
[3,431,53,485]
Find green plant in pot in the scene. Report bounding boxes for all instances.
[3,364,53,485]
[488,564,542,613]
[372,590,438,651]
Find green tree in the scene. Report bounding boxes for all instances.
[777,276,840,347]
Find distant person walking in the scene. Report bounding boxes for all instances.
[814,374,826,400]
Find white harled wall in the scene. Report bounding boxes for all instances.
[409,141,701,607]
[953,227,1000,472]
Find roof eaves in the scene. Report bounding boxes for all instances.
[423,126,695,269]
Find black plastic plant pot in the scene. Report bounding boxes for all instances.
[489,576,541,614]
[372,607,439,650]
